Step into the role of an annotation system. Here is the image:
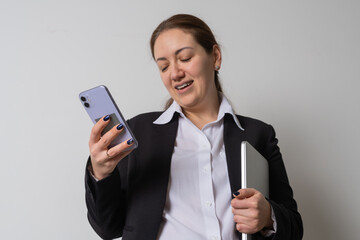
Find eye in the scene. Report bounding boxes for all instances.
[161,65,168,72]
[180,57,191,62]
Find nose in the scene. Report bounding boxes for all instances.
[170,64,185,81]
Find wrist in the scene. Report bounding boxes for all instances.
[87,164,109,181]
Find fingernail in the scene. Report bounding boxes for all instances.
[117,123,124,130]
[127,138,134,145]
[233,191,240,196]
[103,115,110,121]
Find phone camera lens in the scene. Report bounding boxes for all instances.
[84,102,90,108]
[81,96,86,102]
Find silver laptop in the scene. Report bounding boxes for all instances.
[241,141,269,240]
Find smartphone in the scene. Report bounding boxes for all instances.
[79,85,138,150]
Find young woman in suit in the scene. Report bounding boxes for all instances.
[85,14,303,240]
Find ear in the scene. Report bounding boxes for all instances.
[212,44,222,70]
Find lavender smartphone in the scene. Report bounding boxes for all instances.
[79,85,138,150]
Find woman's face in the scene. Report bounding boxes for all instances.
[153,28,221,111]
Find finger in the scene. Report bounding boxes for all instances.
[234,212,262,234]
[98,148,133,166]
[233,188,257,199]
[236,222,258,234]
[234,212,259,224]
[89,115,111,146]
[89,119,124,163]
[232,206,259,219]
[91,147,133,180]
[235,215,263,234]
[106,138,135,159]
[231,197,256,209]
[98,123,125,148]
[102,149,134,168]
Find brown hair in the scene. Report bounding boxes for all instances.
[150,14,223,109]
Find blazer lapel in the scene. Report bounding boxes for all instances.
[150,112,179,190]
[223,113,246,193]
[133,113,179,240]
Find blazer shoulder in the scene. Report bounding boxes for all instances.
[127,111,167,135]
[128,111,164,124]
[235,114,272,130]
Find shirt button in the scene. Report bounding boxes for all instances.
[203,166,210,173]
[205,201,213,207]
[210,236,219,240]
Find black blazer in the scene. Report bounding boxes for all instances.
[85,112,303,240]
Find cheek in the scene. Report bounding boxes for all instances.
[186,60,201,76]
[160,74,172,90]
[187,58,213,79]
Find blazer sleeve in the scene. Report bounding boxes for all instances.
[84,112,166,240]
[264,124,303,240]
[85,155,129,240]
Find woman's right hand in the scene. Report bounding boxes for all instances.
[88,115,134,180]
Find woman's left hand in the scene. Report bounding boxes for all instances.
[231,188,273,234]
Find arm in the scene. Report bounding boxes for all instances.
[231,124,303,239]
[264,124,303,240]
[85,157,128,239]
[85,115,134,239]
[85,159,127,239]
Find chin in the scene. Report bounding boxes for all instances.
[172,91,202,109]
[177,99,199,109]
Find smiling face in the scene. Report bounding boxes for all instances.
[153,28,221,112]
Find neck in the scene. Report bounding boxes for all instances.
[182,93,221,130]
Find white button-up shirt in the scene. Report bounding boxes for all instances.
[154,95,244,240]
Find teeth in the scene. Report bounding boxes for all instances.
[176,81,192,90]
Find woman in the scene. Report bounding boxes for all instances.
[85,14,303,240]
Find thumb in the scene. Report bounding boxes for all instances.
[233,188,257,199]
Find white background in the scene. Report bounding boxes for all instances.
[0,0,359,239]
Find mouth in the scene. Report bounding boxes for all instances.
[175,80,194,90]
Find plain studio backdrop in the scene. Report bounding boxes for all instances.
[0,0,359,239]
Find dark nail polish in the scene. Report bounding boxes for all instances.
[103,115,110,121]
[117,124,124,130]
[127,139,134,145]
[233,191,240,196]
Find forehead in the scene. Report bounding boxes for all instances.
[153,28,199,58]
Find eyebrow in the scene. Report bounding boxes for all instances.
[156,47,194,62]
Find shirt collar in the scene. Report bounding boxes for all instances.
[152,100,184,125]
[153,94,244,131]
